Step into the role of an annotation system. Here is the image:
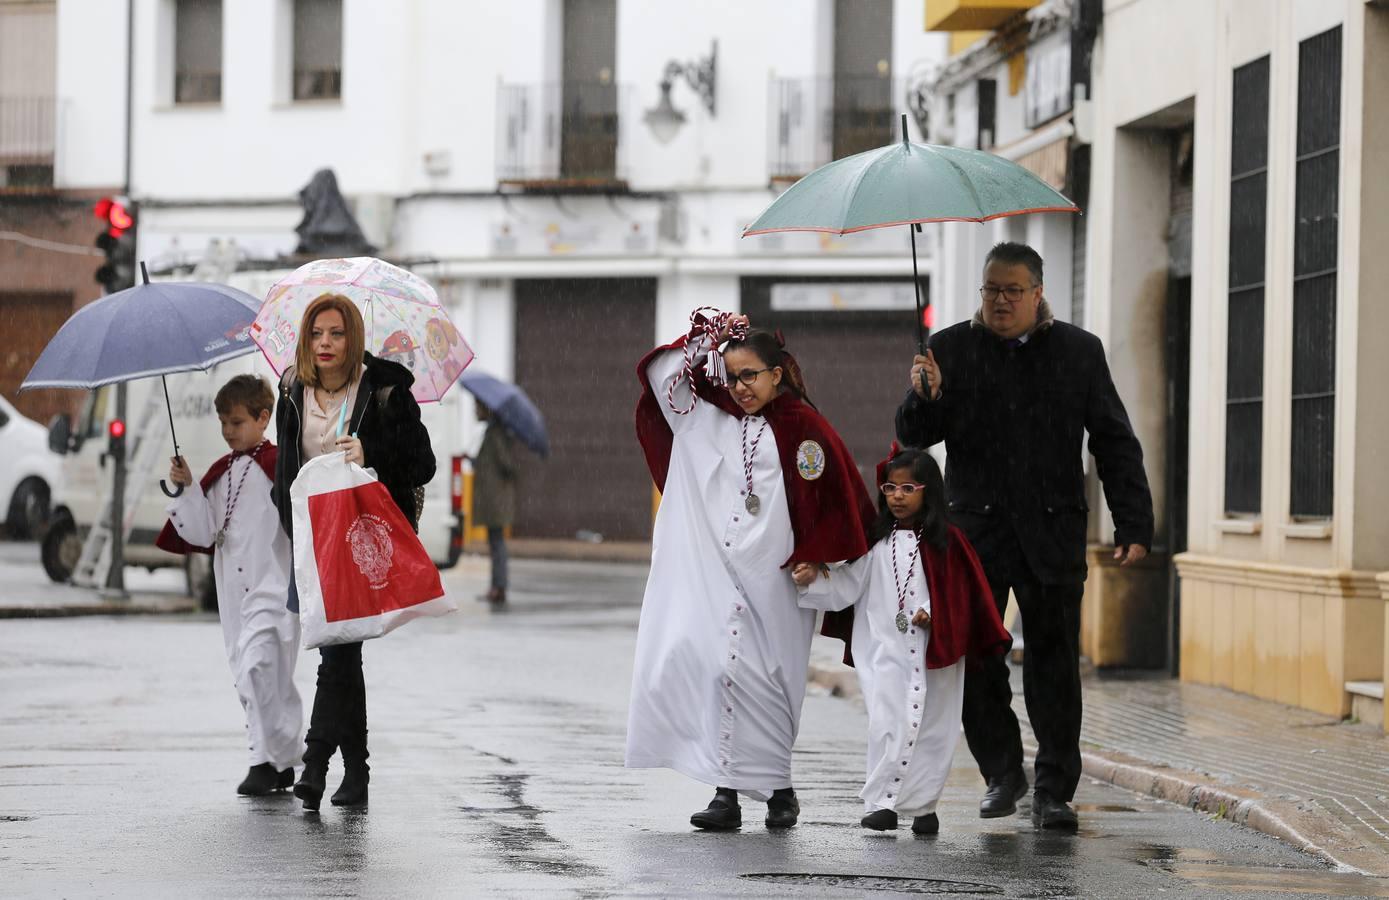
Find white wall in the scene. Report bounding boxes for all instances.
[54,0,128,188]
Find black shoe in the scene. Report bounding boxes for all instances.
[294,761,327,812]
[979,769,1028,818]
[690,790,741,830]
[860,809,898,831]
[1031,790,1078,830]
[236,763,279,796]
[912,813,940,835]
[277,767,295,791]
[765,788,799,829]
[330,765,370,807]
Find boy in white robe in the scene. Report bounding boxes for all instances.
[157,374,303,796]
[795,446,1010,834]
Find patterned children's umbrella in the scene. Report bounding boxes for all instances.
[251,257,473,403]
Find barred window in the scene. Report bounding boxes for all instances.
[1290,27,1341,519]
[1224,56,1269,515]
[174,0,222,104]
[293,0,342,101]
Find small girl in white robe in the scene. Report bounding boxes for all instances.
[794,446,1010,834]
[157,375,303,796]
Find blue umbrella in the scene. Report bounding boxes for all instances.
[458,371,550,458]
[22,265,262,495]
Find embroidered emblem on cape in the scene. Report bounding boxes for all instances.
[796,440,826,481]
[347,513,394,590]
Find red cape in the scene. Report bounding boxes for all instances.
[154,443,278,556]
[821,524,1012,670]
[635,335,876,567]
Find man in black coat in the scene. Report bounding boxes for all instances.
[896,242,1153,830]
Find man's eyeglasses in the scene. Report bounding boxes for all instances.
[979,284,1037,304]
[724,367,773,387]
[880,482,927,496]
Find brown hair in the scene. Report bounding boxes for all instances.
[723,329,815,408]
[215,374,275,419]
[294,293,365,388]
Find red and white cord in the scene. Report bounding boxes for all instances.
[666,306,748,416]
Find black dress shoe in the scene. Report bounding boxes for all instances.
[979,769,1028,818]
[690,790,741,830]
[912,813,940,835]
[765,788,799,829]
[860,808,898,830]
[330,766,370,807]
[277,768,295,791]
[294,762,328,812]
[1031,790,1078,830]
[236,763,280,796]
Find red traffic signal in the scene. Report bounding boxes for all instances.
[922,304,936,329]
[94,196,134,237]
[108,419,126,440]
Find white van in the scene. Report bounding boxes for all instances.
[0,393,64,539]
[42,353,465,605]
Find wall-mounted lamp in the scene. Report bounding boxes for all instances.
[644,39,717,144]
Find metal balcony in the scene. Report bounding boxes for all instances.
[495,81,632,191]
[767,76,903,182]
[0,96,55,191]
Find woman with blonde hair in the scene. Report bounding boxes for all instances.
[270,293,435,811]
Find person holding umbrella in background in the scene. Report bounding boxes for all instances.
[897,242,1153,830]
[471,399,517,605]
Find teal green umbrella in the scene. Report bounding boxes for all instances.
[743,115,1078,353]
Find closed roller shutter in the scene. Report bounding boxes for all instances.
[513,277,656,540]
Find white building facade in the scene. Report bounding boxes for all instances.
[54,0,947,541]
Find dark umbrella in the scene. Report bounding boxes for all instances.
[458,371,550,458]
[21,264,262,496]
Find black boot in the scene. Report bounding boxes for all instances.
[912,813,940,835]
[860,808,898,830]
[277,767,295,791]
[294,760,328,812]
[331,763,370,807]
[1031,790,1078,830]
[979,768,1028,818]
[765,788,799,829]
[690,788,741,830]
[236,763,279,796]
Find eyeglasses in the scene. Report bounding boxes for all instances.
[979,284,1037,304]
[880,482,927,496]
[724,367,773,387]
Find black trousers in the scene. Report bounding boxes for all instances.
[303,641,368,768]
[961,530,1083,802]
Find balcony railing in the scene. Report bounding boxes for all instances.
[768,76,903,181]
[496,81,631,189]
[0,96,55,190]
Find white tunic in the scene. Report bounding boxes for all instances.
[167,457,303,770]
[626,337,814,799]
[799,531,965,817]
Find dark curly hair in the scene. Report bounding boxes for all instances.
[868,447,947,551]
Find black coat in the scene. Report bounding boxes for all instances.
[271,353,436,542]
[895,314,1153,585]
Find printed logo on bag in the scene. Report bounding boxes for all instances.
[347,513,394,590]
[796,440,826,481]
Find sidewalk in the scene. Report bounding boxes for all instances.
[0,541,195,618]
[808,635,1389,877]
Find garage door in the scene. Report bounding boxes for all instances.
[741,276,921,485]
[0,291,76,426]
[513,277,656,540]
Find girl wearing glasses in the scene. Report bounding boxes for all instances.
[631,311,875,831]
[793,446,1011,835]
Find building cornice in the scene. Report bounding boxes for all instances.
[1174,553,1384,600]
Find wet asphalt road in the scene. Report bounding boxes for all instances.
[3,557,1387,898]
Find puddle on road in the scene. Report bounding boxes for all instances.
[1140,846,1389,896]
[742,873,1004,894]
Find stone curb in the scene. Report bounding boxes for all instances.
[1079,747,1389,877]
[807,659,1389,877]
[0,599,196,619]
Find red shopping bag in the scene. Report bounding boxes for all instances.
[308,481,443,622]
[290,453,454,648]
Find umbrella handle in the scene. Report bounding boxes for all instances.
[160,479,184,498]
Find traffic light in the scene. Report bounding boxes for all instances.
[107,418,127,463]
[94,196,136,293]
